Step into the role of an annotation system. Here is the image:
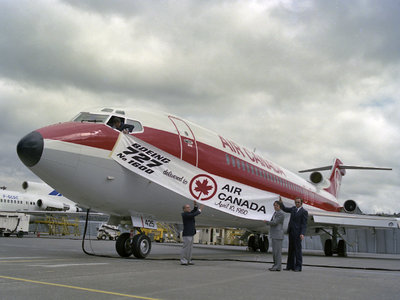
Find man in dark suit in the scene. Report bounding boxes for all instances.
[180,201,203,265]
[280,197,308,272]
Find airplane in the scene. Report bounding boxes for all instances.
[1,181,82,214]
[16,107,399,258]
[0,181,83,237]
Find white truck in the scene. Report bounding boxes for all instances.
[97,223,121,240]
[0,213,30,237]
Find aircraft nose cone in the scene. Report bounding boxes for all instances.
[17,131,44,167]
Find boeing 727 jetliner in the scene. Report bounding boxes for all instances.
[16,107,399,258]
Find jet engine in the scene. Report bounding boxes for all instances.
[309,172,330,188]
[22,181,49,193]
[36,198,68,211]
[342,199,362,214]
[310,171,323,184]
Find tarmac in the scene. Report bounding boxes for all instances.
[1,235,400,300]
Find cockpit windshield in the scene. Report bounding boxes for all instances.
[72,112,109,123]
[71,111,143,134]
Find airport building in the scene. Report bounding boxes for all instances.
[27,218,400,255]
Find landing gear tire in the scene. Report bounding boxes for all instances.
[116,232,133,257]
[259,236,269,253]
[337,240,347,257]
[132,234,151,259]
[248,235,257,251]
[324,239,333,256]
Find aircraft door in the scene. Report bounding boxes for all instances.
[168,116,198,167]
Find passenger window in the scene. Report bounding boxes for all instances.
[236,159,241,170]
[225,154,230,165]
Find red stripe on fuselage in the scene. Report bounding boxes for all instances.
[195,143,341,212]
[37,122,341,212]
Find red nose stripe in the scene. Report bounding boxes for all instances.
[36,122,119,151]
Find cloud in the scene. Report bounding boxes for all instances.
[0,0,399,213]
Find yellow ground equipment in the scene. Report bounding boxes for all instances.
[34,216,80,236]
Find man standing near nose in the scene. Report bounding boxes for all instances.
[280,197,308,272]
[180,200,203,266]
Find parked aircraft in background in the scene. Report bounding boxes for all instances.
[16,107,399,258]
[0,181,82,215]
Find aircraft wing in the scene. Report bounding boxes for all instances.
[1,210,105,217]
[308,210,400,229]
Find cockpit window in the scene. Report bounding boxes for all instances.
[106,116,143,133]
[72,112,109,123]
[126,119,143,132]
[107,116,125,129]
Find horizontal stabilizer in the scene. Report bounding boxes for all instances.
[299,165,392,173]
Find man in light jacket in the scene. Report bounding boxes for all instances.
[264,200,285,271]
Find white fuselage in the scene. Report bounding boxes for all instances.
[19,107,342,233]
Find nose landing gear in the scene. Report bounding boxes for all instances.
[116,231,152,258]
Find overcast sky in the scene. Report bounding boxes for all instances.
[1,0,399,214]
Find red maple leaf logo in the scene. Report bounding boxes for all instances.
[194,179,213,196]
[189,174,217,201]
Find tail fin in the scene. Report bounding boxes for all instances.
[298,158,392,198]
[324,158,346,198]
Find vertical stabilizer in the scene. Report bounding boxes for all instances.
[323,158,346,198]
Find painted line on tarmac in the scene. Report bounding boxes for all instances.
[0,275,160,300]
[0,257,67,264]
[0,257,46,260]
[28,262,109,268]
[0,258,67,263]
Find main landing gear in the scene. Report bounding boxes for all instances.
[322,228,347,257]
[248,234,269,252]
[116,231,152,258]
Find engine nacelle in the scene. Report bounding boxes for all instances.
[22,181,51,193]
[36,198,67,211]
[343,199,362,214]
[309,172,330,188]
[310,172,323,184]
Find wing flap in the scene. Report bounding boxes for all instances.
[311,211,399,229]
